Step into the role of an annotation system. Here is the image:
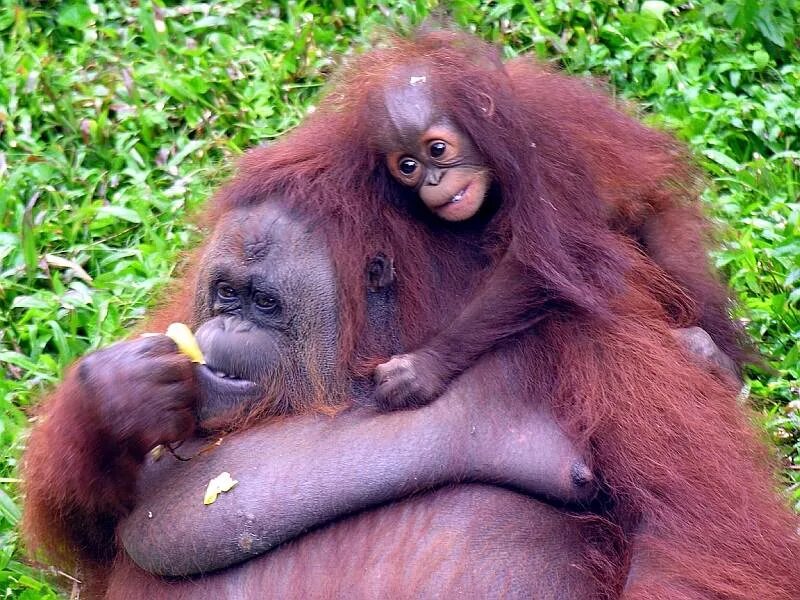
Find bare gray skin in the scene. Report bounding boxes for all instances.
[109,485,602,599]
[187,203,342,425]
[120,353,596,576]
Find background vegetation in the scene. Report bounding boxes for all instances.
[1,0,798,596]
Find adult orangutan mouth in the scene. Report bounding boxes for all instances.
[195,364,262,424]
[198,364,259,392]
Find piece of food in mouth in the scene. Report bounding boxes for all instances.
[166,322,206,364]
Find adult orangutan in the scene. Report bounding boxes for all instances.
[178,28,798,598]
[22,201,604,598]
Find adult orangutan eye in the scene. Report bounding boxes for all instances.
[429,141,447,158]
[216,283,237,301]
[398,158,418,175]
[254,292,279,314]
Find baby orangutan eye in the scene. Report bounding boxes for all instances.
[429,141,447,158]
[398,157,418,175]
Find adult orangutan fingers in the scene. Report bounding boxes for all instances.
[162,408,197,443]
[136,334,180,357]
[159,382,198,410]
[137,408,196,452]
[152,354,197,385]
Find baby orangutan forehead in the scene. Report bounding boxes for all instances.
[381,66,443,146]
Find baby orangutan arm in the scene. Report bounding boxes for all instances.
[375,255,741,409]
[375,253,553,409]
[119,356,596,577]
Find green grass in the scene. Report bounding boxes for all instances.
[1,0,798,596]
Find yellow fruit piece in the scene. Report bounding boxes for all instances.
[203,471,238,505]
[165,322,205,364]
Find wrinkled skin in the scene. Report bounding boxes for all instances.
[77,336,198,458]
[189,203,341,425]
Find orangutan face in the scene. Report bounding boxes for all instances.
[381,70,491,222]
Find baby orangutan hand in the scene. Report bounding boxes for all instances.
[374,351,453,410]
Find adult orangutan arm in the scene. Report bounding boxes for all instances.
[120,358,595,577]
[22,337,196,568]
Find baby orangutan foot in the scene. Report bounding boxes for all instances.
[671,326,740,382]
[374,352,450,411]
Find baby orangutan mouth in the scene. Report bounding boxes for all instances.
[450,186,467,203]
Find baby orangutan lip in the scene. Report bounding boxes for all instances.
[450,185,468,203]
[421,171,489,222]
[431,182,471,210]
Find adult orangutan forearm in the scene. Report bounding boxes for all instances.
[120,355,595,576]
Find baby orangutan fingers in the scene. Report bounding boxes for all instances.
[374,352,450,410]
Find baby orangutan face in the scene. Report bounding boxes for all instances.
[382,70,491,222]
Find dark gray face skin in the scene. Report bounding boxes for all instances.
[190,202,339,425]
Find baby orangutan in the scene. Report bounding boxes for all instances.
[372,46,748,408]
